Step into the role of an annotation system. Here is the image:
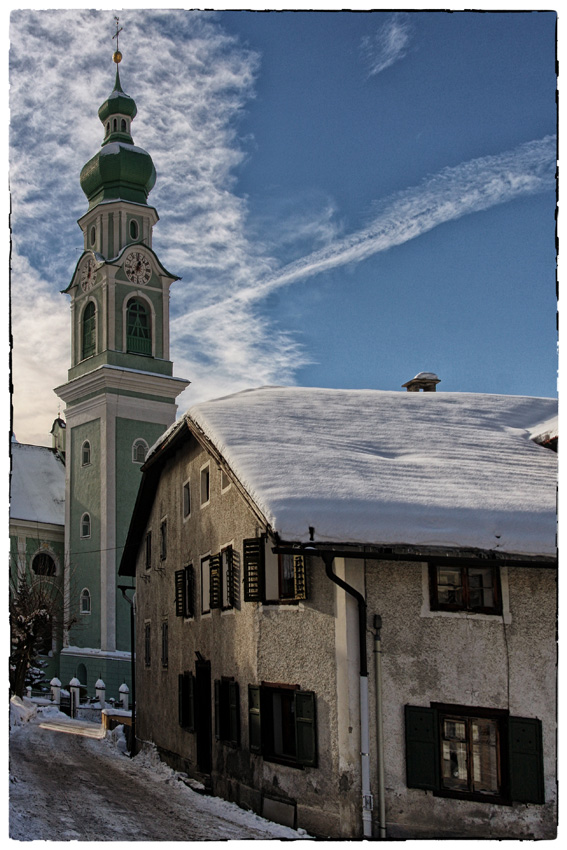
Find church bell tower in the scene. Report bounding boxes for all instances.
[55,38,189,695]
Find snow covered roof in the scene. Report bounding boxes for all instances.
[183,387,557,557]
[10,443,65,527]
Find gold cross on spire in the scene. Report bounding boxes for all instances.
[113,16,123,64]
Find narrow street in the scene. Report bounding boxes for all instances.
[9,712,304,841]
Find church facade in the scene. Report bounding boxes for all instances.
[54,57,188,695]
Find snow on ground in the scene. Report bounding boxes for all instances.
[9,697,311,841]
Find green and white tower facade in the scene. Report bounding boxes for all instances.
[56,48,188,695]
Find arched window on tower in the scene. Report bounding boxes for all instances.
[32,552,56,576]
[126,299,152,356]
[121,118,126,132]
[81,513,91,539]
[80,589,91,614]
[82,441,91,466]
[132,439,149,464]
[113,118,117,132]
[82,302,96,360]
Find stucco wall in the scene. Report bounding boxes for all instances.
[364,560,557,839]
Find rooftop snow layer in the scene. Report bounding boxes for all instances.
[10,443,65,526]
[185,387,557,556]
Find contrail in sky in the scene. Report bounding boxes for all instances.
[172,134,555,331]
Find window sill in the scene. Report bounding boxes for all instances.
[262,754,305,770]
[432,788,512,807]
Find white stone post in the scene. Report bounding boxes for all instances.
[95,679,106,707]
[25,686,32,699]
[50,677,61,705]
[119,683,129,710]
[69,677,81,718]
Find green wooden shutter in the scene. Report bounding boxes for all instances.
[293,555,307,600]
[214,680,221,740]
[175,570,186,617]
[210,554,222,609]
[229,681,240,746]
[508,716,545,804]
[178,674,184,726]
[243,537,265,602]
[405,705,439,791]
[248,685,262,753]
[295,690,317,767]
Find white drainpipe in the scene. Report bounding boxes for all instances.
[373,616,387,839]
[360,674,373,838]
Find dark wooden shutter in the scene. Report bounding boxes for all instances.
[225,547,235,607]
[229,680,240,746]
[508,716,545,804]
[185,565,195,618]
[178,674,184,726]
[243,537,264,602]
[210,554,222,609]
[295,690,317,767]
[179,672,195,731]
[293,555,307,600]
[214,680,221,740]
[405,705,439,791]
[175,569,186,617]
[248,685,262,753]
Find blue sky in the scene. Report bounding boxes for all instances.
[9,9,557,445]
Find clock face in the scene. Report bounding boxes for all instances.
[80,257,97,292]
[125,251,152,285]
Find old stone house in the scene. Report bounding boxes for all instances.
[119,383,557,839]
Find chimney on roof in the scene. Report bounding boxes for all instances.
[402,372,440,392]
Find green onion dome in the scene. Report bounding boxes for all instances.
[80,66,156,208]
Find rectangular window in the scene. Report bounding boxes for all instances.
[144,623,151,667]
[200,464,210,506]
[161,621,168,668]
[175,565,195,618]
[183,481,191,518]
[248,684,317,768]
[215,679,240,746]
[244,537,307,604]
[220,470,231,492]
[145,531,152,570]
[405,704,544,804]
[429,564,501,614]
[201,556,211,614]
[160,520,167,561]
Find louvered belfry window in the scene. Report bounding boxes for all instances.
[126,299,151,355]
[82,302,96,359]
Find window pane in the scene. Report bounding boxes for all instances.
[468,568,495,609]
[441,718,468,790]
[280,554,295,598]
[183,482,190,517]
[471,718,500,794]
[272,691,296,758]
[437,568,462,605]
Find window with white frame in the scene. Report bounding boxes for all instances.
[200,463,210,507]
[182,480,191,519]
[220,469,231,492]
[80,588,91,614]
[132,439,148,464]
[80,512,91,539]
[81,440,91,466]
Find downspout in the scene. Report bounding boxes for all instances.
[322,553,373,839]
[373,615,386,839]
[118,585,136,756]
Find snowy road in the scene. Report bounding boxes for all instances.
[9,703,306,841]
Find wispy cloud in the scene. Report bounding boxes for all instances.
[361,13,413,77]
[9,10,556,446]
[173,135,556,323]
